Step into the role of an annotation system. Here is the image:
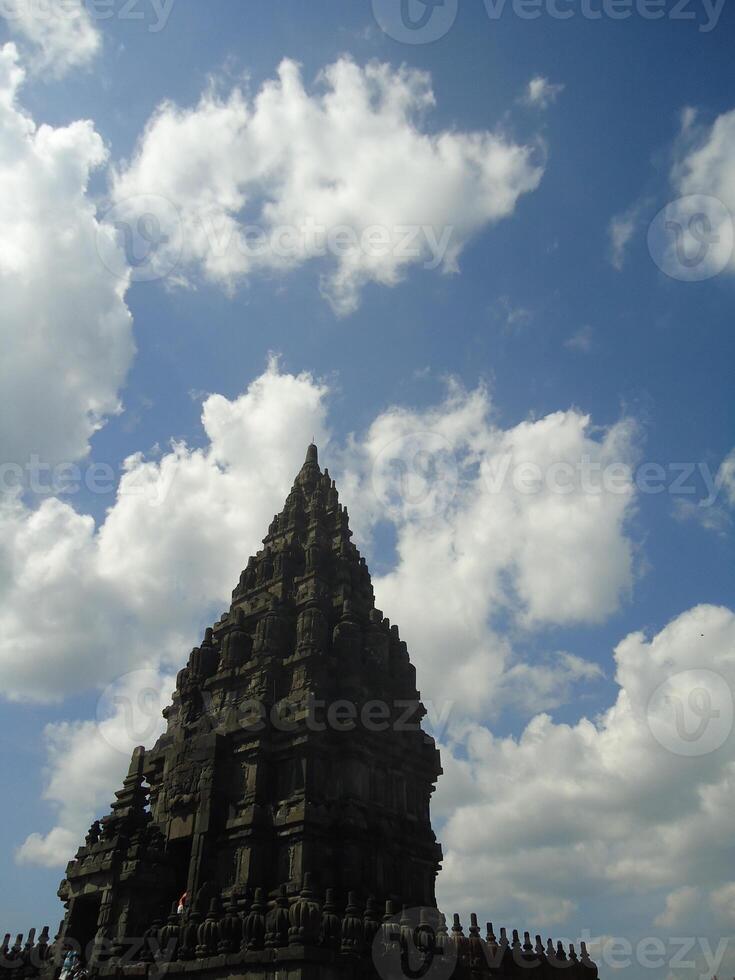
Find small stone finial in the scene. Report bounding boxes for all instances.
[288,875,321,946]
[320,888,341,950]
[379,901,399,952]
[412,909,431,955]
[305,443,318,466]
[265,884,290,950]
[363,896,380,947]
[243,888,266,951]
[294,443,321,489]
[341,892,364,956]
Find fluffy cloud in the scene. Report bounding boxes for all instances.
[12,365,735,977]
[521,76,564,109]
[1,0,100,77]
[0,42,133,469]
[671,107,735,276]
[0,48,542,472]
[0,49,544,472]
[717,447,735,507]
[5,363,641,867]
[564,325,594,352]
[110,57,544,313]
[17,669,174,867]
[608,202,643,270]
[339,386,637,715]
[434,604,735,939]
[1,367,635,713]
[0,360,330,702]
[654,886,701,928]
[673,446,735,535]
[611,106,735,279]
[711,882,735,925]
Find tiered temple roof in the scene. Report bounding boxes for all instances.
[5,446,600,980]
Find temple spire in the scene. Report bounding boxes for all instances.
[294,442,321,490]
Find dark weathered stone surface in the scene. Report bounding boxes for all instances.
[60,447,442,950]
[6,447,599,980]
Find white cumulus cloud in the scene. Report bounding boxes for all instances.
[434,604,735,934]
[0,360,330,703]
[672,107,735,276]
[16,669,174,867]
[4,364,642,869]
[338,384,638,717]
[1,0,100,77]
[0,42,133,470]
[110,57,544,314]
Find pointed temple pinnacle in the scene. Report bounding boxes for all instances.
[294,441,321,490]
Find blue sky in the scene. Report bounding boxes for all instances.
[0,1,734,977]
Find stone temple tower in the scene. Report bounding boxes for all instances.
[7,445,600,980]
[58,444,444,957]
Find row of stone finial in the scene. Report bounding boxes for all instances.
[0,926,59,975]
[136,875,384,961]
[83,875,598,978]
[449,913,598,975]
[1,904,599,979]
